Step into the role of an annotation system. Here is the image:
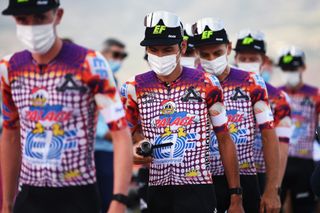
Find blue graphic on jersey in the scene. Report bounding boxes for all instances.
[291,110,308,145]
[253,134,263,150]
[93,57,109,79]
[210,109,248,157]
[253,74,266,89]
[153,133,197,164]
[209,132,219,156]
[25,130,78,164]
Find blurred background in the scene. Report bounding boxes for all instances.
[0,0,319,86]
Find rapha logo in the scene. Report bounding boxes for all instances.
[181,86,202,102]
[56,74,87,94]
[37,0,48,5]
[231,87,249,101]
[141,92,155,104]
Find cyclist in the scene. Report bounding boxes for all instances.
[181,23,199,69]
[192,18,281,213]
[0,1,132,213]
[233,29,292,193]
[278,46,320,213]
[120,11,243,213]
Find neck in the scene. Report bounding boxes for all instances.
[157,64,183,83]
[286,81,303,91]
[32,37,63,65]
[217,65,230,82]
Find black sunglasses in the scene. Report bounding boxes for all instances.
[111,51,128,60]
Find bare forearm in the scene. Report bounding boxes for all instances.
[278,143,288,185]
[217,133,240,188]
[1,128,21,207]
[132,125,145,144]
[112,128,133,195]
[262,129,280,190]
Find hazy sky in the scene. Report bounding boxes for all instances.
[0,0,319,86]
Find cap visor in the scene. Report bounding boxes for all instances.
[2,5,58,16]
[140,38,182,47]
[193,40,229,48]
[233,47,265,54]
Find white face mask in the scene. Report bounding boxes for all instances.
[283,71,301,87]
[181,57,196,69]
[200,54,228,76]
[148,52,179,76]
[237,62,261,74]
[16,22,56,54]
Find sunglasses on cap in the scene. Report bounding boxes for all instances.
[192,17,225,34]
[184,23,194,37]
[144,11,182,28]
[110,51,128,60]
[279,46,305,57]
[237,29,265,41]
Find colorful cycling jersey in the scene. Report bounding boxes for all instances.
[254,83,292,173]
[121,67,228,186]
[210,67,274,176]
[279,84,320,159]
[0,42,127,187]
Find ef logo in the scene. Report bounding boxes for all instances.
[153,25,166,34]
[201,30,213,40]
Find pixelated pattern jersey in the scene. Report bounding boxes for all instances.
[121,67,228,186]
[254,83,291,173]
[280,84,320,159]
[0,42,127,187]
[210,68,274,176]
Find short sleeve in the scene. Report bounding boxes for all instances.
[204,73,228,133]
[0,57,20,129]
[250,74,274,130]
[273,91,292,143]
[84,51,127,131]
[120,77,140,134]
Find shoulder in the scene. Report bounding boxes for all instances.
[249,72,267,89]
[0,54,16,84]
[266,83,279,95]
[84,49,112,79]
[120,76,137,100]
[302,84,319,96]
[229,67,252,83]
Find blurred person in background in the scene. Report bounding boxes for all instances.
[180,23,199,69]
[101,38,128,85]
[260,56,274,83]
[193,18,281,213]
[233,29,292,194]
[95,38,128,213]
[0,1,132,213]
[311,129,320,197]
[278,46,320,213]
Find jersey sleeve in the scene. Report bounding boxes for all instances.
[119,77,140,134]
[249,74,274,130]
[204,73,228,133]
[84,51,127,131]
[0,57,20,129]
[273,91,292,143]
[316,89,320,127]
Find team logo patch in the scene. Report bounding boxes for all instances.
[56,74,87,93]
[231,87,249,101]
[181,86,202,102]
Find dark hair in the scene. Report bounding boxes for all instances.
[103,38,125,52]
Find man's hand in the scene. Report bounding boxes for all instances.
[107,200,126,213]
[228,195,245,213]
[133,142,152,165]
[260,187,281,213]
